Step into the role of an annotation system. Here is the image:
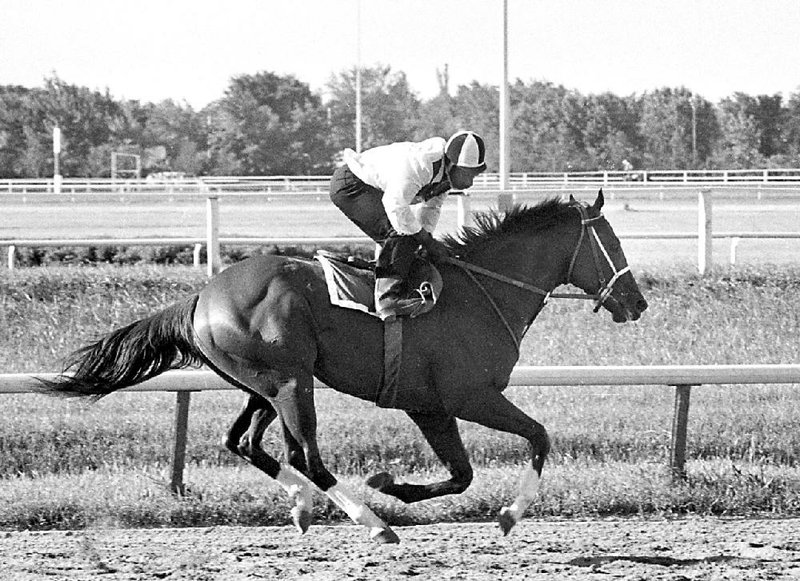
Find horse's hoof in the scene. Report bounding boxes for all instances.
[291,507,312,534]
[370,527,400,544]
[498,507,516,536]
[366,472,395,492]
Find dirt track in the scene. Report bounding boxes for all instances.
[1,517,799,580]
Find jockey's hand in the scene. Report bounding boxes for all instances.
[413,229,450,263]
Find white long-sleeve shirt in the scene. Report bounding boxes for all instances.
[343,138,450,235]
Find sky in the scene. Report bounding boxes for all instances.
[2,0,799,109]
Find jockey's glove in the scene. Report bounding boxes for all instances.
[413,229,451,263]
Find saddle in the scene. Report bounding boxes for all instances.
[314,250,442,318]
[314,250,443,410]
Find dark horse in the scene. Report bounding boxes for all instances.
[39,191,647,543]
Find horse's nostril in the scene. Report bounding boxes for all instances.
[636,298,649,312]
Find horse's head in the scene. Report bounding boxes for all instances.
[565,190,648,323]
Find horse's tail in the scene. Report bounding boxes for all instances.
[37,295,203,399]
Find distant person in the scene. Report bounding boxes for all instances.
[330,131,487,319]
[622,159,641,181]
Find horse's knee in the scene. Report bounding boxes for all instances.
[305,456,337,491]
[286,448,308,474]
[224,428,262,460]
[451,465,474,492]
[529,424,550,473]
[224,423,249,457]
[223,434,241,456]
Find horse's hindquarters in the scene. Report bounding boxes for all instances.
[192,256,319,396]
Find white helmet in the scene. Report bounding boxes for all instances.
[445,131,486,172]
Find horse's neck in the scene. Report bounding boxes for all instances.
[471,230,572,290]
[463,229,574,328]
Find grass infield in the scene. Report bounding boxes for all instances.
[1,261,799,528]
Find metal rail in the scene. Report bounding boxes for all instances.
[3,168,800,195]
[3,364,799,488]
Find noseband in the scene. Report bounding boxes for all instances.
[445,200,630,351]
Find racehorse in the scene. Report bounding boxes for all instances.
[38,191,647,544]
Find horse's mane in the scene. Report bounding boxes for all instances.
[442,197,574,257]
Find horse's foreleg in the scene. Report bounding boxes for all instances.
[367,412,473,503]
[273,370,400,544]
[225,392,314,533]
[453,392,550,536]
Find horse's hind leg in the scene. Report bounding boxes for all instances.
[272,368,399,544]
[367,412,473,503]
[224,392,313,533]
[278,416,315,532]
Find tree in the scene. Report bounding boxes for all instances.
[36,76,126,176]
[751,94,785,160]
[0,85,44,177]
[781,89,800,164]
[637,87,717,169]
[511,81,585,172]
[135,100,208,175]
[207,72,331,175]
[711,95,764,168]
[326,65,421,153]
[581,92,641,170]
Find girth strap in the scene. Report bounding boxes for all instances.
[376,317,403,407]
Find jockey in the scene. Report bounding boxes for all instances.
[330,131,487,319]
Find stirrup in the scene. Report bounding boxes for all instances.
[376,295,427,320]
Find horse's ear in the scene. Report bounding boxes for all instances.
[569,194,577,203]
[593,189,604,211]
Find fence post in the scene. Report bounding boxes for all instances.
[729,237,740,266]
[206,196,221,276]
[457,195,474,228]
[670,384,693,481]
[497,192,515,212]
[698,189,712,275]
[193,243,203,270]
[7,246,15,270]
[170,391,193,495]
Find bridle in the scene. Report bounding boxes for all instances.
[567,202,631,313]
[443,200,630,352]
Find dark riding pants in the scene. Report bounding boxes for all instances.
[329,165,418,285]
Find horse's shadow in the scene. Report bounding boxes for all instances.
[568,554,749,568]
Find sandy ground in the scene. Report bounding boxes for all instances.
[1,517,799,580]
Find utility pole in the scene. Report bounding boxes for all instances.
[355,0,363,153]
[691,97,697,168]
[499,0,510,192]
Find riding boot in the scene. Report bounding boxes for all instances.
[374,276,426,320]
[374,234,424,320]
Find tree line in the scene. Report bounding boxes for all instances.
[1,68,799,179]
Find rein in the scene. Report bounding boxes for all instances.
[442,200,630,351]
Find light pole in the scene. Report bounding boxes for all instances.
[499,0,510,192]
[690,97,697,168]
[355,0,363,153]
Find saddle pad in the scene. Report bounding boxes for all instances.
[315,252,377,315]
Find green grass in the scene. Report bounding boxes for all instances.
[3,461,800,530]
[1,262,800,528]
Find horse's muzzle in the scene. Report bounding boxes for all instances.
[608,294,648,323]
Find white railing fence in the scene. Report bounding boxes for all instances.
[3,364,799,493]
[4,189,799,273]
[3,168,800,195]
